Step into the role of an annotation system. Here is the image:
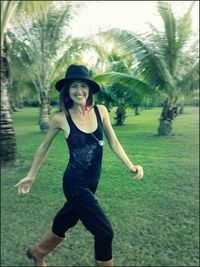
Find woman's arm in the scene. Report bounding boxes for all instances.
[15,114,63,194]
[99,105,144,180]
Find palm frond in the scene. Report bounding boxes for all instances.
[1,1,52,46]
[16,1,51,18]
[176,1,195,50]
[157,1,176,51]
[8,31,39,81]
[1,1,19,45]
[94,72,154,96]
[103,28,176,91]
[177,60,199,94]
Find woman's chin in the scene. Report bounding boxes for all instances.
[73,100,86,105]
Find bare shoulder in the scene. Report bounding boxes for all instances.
[52,111,66,121]
[51,111,70,137]
[96,104,109,120]
[96,104,107,111]
[51,112,67,128]
[96,104,108,114]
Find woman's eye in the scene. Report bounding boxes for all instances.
[70,84,88,88]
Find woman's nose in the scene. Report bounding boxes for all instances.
[76,85,84,90]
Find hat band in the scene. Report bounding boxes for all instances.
[65,74,90,80]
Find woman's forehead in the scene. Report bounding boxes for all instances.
[70,80,88,85]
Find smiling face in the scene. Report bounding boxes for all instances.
[68,80,90,105]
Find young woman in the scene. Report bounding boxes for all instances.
[15,64,144,267]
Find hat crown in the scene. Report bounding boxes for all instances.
[65,64,90,79]
[55,64,100,93]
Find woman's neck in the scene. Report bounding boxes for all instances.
[70,103,88,115]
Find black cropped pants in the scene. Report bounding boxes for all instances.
[52,176,114,261]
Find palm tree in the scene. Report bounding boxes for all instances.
[1,1,51,162]
[8,2,87,133]
[93,46,154,125]
[87,37,153,124]
[95,1,199,135]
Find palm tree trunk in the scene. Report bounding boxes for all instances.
[39,98,50,133]
[1,44,17,162]
[134,106,140,116]
[115,106,127,126]
[32,81,50,133]
[178,104,184,115]
[157,99,174,136]
[9,98,18,113]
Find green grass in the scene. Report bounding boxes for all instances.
[1,106,199,267]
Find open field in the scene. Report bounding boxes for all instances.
[1,106,199,266]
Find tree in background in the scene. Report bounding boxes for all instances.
[95,1,199,135]
[8,2,90,133]
[175,37,199,113]
[1,1,51,162]
[90,38,153,125]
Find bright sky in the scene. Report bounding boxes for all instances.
[68,1,199,37]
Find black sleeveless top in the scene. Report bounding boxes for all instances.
[65,105,103,182]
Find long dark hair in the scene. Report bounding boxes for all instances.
[59,80,94,115]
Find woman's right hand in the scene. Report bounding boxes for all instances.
[14,176,34,194]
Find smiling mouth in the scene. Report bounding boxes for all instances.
[74,94,86,99]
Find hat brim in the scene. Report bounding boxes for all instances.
[55,78,100,94]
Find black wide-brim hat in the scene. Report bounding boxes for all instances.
[55,64,101,94]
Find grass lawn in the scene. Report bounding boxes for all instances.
[1,106,199,267]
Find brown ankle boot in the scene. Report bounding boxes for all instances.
[96,259,113,266]
[26,230,64,266]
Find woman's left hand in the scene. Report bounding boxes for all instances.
[130,165,144,180]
